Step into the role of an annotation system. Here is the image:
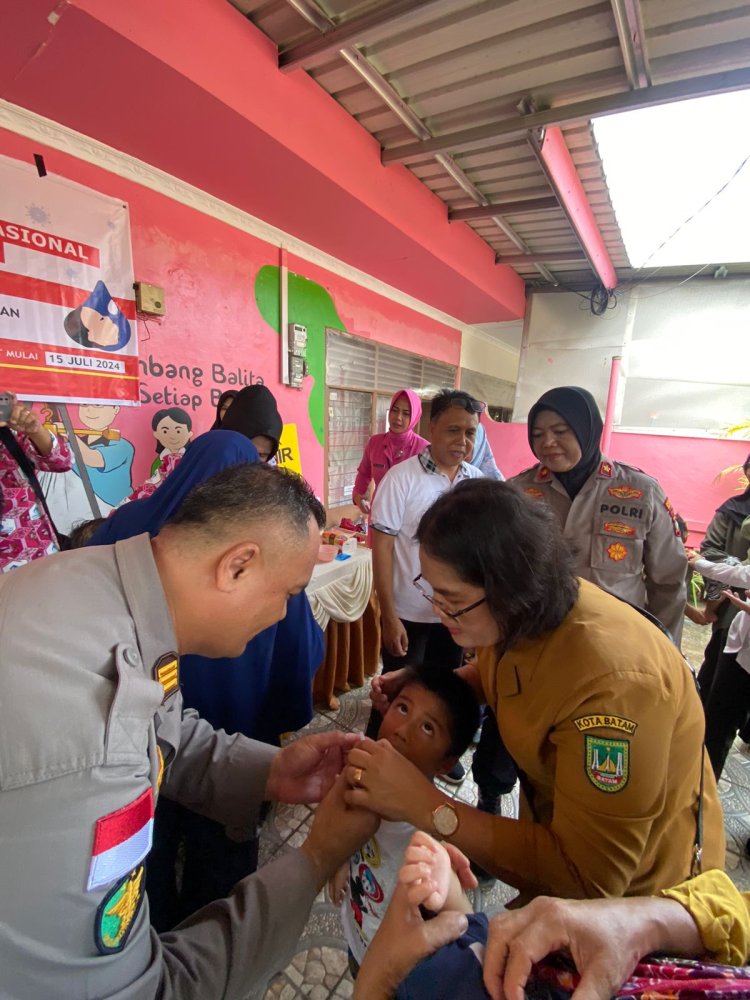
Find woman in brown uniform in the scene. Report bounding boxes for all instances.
[345,479,724,902]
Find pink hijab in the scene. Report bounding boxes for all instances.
[382,388,425,465]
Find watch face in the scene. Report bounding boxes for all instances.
[433,803,458,837]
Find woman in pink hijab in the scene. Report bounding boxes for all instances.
[352,389,428,513]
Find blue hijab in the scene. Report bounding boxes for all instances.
[88,429,324,744]
[469,423,504,481]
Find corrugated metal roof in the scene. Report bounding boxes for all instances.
[228,0,750,290]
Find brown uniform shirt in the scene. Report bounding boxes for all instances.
[511,457,687,644]
[475,580,724,900]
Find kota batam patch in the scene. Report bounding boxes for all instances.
[95,865,145,954]
[585,736,630,792]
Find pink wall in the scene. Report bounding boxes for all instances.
[1,132,461,512]
[484,420,749,544]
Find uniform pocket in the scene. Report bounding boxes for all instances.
[104,644,164,766]
[590,518,646,575]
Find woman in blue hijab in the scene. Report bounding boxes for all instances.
[468,422,504,480]
[88,429,325,927]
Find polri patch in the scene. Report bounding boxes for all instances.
[598,461,613,478]
[95,865,145,954]
[154,652,179,702]
[585,736,629,792]
[536,466,552,482]
[525,487,545,498]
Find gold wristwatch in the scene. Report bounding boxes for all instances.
[431,802,459,837]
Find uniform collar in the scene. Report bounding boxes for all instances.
[114,533,178,669]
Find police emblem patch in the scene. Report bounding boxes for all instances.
[585,736,629,792]
[607,542,628,561]
[608,485,643,500]
[95,865,145,954]
[598,461,613,478]
[153,652,179,702]
[525,487,545,498]
[603,521,636,537]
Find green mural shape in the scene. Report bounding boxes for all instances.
[254,265,347,446]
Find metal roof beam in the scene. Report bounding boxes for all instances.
[611,0,652,89]
[528,127,617,290]
[382,66,750,164]
[450,197,559,221]
[279,0,444,72]
[496,252,587,265]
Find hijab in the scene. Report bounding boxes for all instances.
[716,453,750,527]
[527,386,603,500]
[86,427,322,743]
[86,430,258,546]
[383,389,424,464]
[220,385,283,459]
[210,390,238,430]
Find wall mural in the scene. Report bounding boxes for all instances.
[25,266,345,532]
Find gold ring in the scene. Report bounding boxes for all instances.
[352,767,364,788]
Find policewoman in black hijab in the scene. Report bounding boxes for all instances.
[511,385,687,644]
[219,384,283,463]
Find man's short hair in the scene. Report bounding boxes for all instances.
[166,464,325,542]
[417,479,578,647]
[429,389,485,422]
[399,662,481,759]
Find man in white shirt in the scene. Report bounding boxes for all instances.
[368,391,516,807]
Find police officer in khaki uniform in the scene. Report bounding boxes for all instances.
[0,464,378,1000]
[344,480,724,901]
[511,386,687,645]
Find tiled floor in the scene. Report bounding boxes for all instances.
[253,619,750,998]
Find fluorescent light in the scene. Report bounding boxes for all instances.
[593,89,750,268]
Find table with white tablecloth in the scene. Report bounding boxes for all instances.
[306,549,380,709]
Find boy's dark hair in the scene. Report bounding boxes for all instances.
[167,463,325,540]
[67,517,108,548]
[417,479,578,649]
[398,662,481,759]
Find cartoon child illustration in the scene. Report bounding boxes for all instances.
[64,280,131,352]
[150,407,192,476]
[72,404,134,508]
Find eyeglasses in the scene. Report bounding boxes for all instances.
[412,575,487,621]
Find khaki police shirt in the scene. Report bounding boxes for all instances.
[475,580,724,900]
[511,458,687,644]
[0,534,319,1000]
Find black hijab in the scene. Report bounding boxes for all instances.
[716,452,750,527]
[210,389,238,430]
[220,385,283,460]
[527,386,604,499]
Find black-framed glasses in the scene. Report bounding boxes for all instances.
[412,574,487,621]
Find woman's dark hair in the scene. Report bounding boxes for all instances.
[416,479,578,648]
[152,407,192,453]
[397,663,481,759]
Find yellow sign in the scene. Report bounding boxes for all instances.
[275,423,303,476]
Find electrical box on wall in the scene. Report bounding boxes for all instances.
[134,281,166,316]
[287,323,308,389]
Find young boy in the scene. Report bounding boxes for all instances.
[329,663,481,972]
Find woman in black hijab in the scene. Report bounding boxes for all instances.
[511,385,687,644]
[210,390,238,430]
[696,452,750,703]
[219,385,283,463]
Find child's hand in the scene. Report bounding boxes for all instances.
[400,831,453,911]
[327,864,349,906]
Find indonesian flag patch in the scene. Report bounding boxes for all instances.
[87,788,154,892]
